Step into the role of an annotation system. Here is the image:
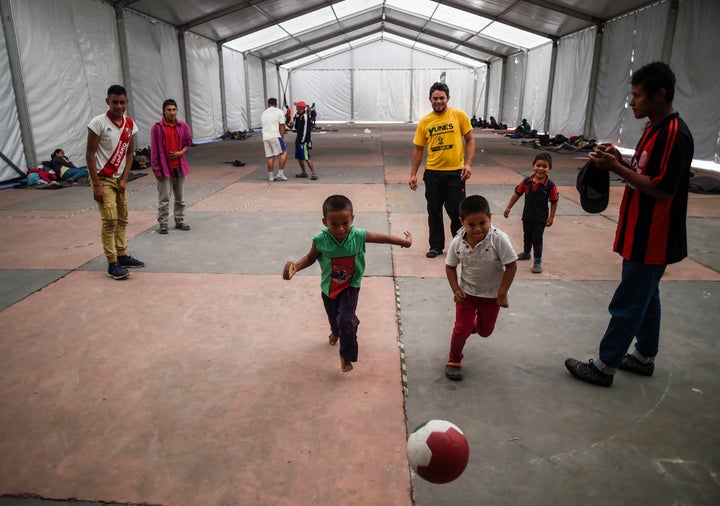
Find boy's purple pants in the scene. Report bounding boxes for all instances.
[322,287,360,362]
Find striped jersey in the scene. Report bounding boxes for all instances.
[614,113,694,264]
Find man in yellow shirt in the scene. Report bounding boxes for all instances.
[409,82,475,258]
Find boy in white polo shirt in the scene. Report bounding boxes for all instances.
[444,195,518,381]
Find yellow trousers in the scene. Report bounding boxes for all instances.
[92,177,128,264]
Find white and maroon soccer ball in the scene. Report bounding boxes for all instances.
[406,419,470,484]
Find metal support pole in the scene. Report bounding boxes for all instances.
[243,52,252,128]
[483,63,490,120]
[114,5,133,117]
[350,49,355,122]
[517,50,528,127]
[471,67,478,118]
[0,0,35,169]
[178,30,193,131]
[661,0,679,63]
[218,42,227,133]
[497,58,506,124]
[544,40,558,134]
[584,24,604,137]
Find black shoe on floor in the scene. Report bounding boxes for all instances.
[107,262,129,280]
[445,363,462,381]
[175,222,191,231]
[564,358,613,387]
[117,254,145,268]
[619,354,654,376]
[426,249,443,258]
[516,252,531,260]
[159,223,168,234]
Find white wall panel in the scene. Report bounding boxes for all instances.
[591,2,667,147]
[13,0,121,165]
[246,55,265,129]
[549,27,595,136]
[290,70,351,122]
[523,43,552,133]
[126,11,184,147]
[670,0,720,161]
[486,61,503,122]
[223,48,248,131]
[502,52,526,128]
[185,32,223,140]
[354,69,411,121]
[0,15,27,180]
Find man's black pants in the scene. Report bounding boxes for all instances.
[423,169,465,252]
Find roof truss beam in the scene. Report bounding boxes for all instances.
[436,0,559,41]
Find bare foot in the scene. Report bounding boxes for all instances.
[340,357,354,372]
[328,333,339,345]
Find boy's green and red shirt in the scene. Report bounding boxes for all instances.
[313,226,367,298]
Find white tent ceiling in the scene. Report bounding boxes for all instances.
[112,0,657,68]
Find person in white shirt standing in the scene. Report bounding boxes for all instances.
[260,97,288,182]
[86,84,145,280]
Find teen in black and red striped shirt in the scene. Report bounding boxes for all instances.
[565,62,694,387]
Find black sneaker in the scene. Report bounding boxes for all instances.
[619,354,654,376]
[516,252,531,260]
[426,249,443,258]
[564,358,614,387]
[107,262,129,280]
[117,255,145,268]
[175,222,191,231]
[159,223,168,234]
[445,363,462,381]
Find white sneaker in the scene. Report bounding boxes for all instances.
[274,174,288,181]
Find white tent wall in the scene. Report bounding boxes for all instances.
[590,2,667,148]
[264,61,277,105]
[12,0,122,167]
[471,65,488,120]
[277,66,291,108]
[290,70,352,122]
[0,15,27,181]
[523,43,552,134]
[486,61,504,122]
[670,0,720,161]
[501,52,527,129]
[246,54,265,130]
[222,47,248,132]
[125,11,184,148]
[354,69,412,121]
[185,32,223,142]
[288,40,478,124]
[548,27,596,136]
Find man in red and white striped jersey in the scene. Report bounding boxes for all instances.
[565,62,694,387]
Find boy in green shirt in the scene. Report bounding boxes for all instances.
[283,195,412,372]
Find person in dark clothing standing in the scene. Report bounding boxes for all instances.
[565,61,694,387]
[503,153,558,274]
[293,101,317,180]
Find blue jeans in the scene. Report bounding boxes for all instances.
[322,287,360,363]
[596,259,666,372]
[63,167,88,181]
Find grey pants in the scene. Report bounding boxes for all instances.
[157,175,185,224]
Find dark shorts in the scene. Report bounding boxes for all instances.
[295,140,310,161]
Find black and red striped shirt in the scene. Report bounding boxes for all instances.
[614,113,694,264]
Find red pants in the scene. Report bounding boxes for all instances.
[448,295,500,363]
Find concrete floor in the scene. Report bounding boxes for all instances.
[0,125,718,505]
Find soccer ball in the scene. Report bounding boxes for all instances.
[406,419,470,484]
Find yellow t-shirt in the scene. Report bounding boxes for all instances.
[413,107,472,171]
